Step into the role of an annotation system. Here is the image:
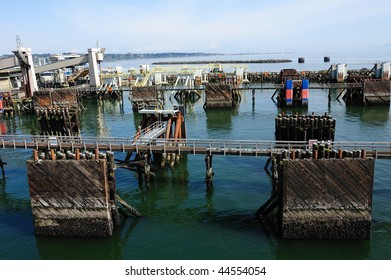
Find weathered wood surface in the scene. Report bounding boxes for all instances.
[33,89,78,110]
[131,86,158,110]
[281,158,375,239]
[27,159,114,237]
[363,80,390,105]
[204,84,232,108]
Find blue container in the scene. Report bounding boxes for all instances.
[301,79,309,89]
[285,79,293,89]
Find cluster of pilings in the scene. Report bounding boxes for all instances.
[259,111,375,239]
[173,90,201,103]
[32,89,82,136]
[275,113,336,141]
[36,108,80,136]
[121,106,187,185]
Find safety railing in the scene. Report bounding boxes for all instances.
[1,134,390,157]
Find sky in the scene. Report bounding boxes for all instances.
[0,0,390,55]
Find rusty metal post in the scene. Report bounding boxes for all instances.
[50,149,56,161]
[33,149,38,161]
[95,148,99,160]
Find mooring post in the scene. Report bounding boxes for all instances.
[264,156,272,171]
[252,89,255,107]
[33,149,38,161]
[50,149,56,161]
[0,156,6,178]
[205,154,214,190]
[144,153,151,184]
[95,148,99,160]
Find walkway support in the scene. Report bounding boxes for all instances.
[205,154,213,189]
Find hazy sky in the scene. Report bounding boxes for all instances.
[1,0,390,55]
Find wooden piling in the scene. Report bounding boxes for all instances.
[115,194,142,217]
[50,149,56,161]
[33,149,38,161]
[95,148,99,160]
[205,154,214,189]
[0,157,6,178]
[275,113,336,141]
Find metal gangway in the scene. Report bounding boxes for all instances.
[132,121,166,145]
[0,135,391,159]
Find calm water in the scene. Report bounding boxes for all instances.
[1,54,391,260]
[103,50,391,73]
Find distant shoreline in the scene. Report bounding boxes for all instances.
[152,59,292,65]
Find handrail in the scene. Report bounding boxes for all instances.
[0,134,390,155]
[131,121,166,142]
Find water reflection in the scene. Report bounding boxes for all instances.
[205,108,234,134]
[35,217,140,260]
[345,105,390,125]
[80,97,125,137]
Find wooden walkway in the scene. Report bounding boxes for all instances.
[1,135,390,159]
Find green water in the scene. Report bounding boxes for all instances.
[1,87,391,260]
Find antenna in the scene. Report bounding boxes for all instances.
[16,34,23,49]
[96,39,99,48]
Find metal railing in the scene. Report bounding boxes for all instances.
[131,121,166,144]
[0,134,390,158]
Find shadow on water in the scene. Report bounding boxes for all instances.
[126,155,191,217]
[0,180,35,236]
[35,217,140,260]
[275,238,370,260]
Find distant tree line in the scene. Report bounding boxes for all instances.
[103,52,218,61]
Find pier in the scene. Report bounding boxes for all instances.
[0,131,387,239]
[1,46,390,240]
[0,135,390,159]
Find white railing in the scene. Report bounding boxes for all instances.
[0,134,390,157]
